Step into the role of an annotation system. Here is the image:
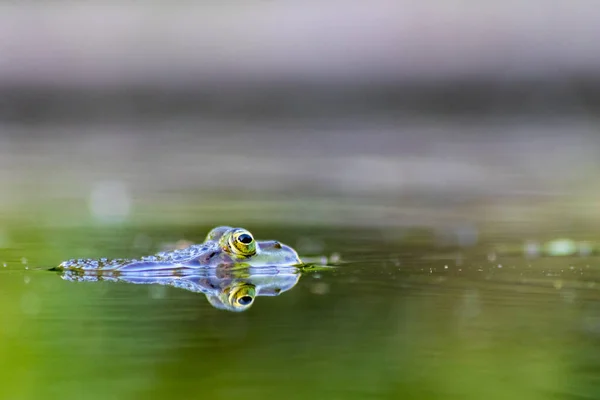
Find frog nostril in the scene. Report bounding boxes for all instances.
[273,241,282,249]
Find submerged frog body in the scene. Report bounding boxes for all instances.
[61,267,301,312]
[57,226,302,272]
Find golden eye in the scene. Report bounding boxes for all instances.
[237,294,254,306]
[227,284,256,310]
[237,233,253,244]
[229,230,256,256]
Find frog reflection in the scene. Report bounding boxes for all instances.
[59,267,301,312]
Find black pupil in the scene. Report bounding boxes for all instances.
[238,296,253,305]
[238,234,252,244]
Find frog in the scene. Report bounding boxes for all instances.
[55,226,302,272]
[60,267,302,312]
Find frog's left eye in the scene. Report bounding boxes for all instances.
[230,230,256,256]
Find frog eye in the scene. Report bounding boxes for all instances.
[227,284,256,310]
[237,233,253,244]
[230,230,256,256]
[237,295,254,306]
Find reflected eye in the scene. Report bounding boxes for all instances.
[227,284,256,310]
[237,295,253,306]
[229,230,256,256]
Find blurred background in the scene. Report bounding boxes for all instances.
[1,0,600,233]
[3,3,600,400]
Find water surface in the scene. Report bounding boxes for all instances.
[1,224,599,399]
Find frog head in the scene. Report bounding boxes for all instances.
[205,226,302,267]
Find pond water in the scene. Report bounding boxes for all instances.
[1,223,599,400]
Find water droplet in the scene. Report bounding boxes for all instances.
[553,280,564,290]
[24,276,31,284]
[546,239,576,257]
[497,264,503,268]
[329,252,341,264]
[310,282,329,295]
[524,241,540,258]
[2,262,6,267]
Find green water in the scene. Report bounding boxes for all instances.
[1,223,599,399]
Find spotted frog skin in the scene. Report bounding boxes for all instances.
[56,226,302,272]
